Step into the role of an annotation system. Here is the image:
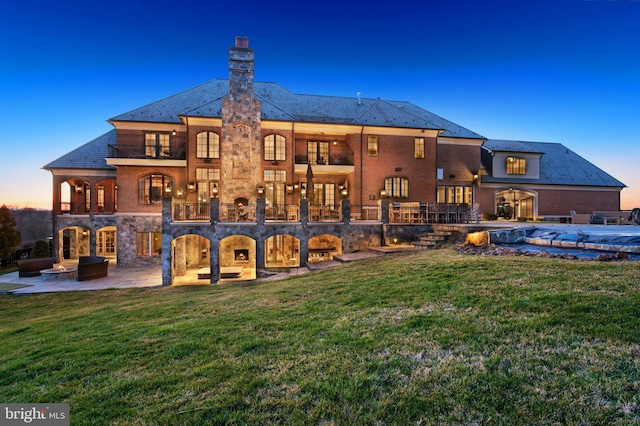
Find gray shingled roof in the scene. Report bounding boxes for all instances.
[43,130,116,171]
[110,79,484,139]
[481,139,625,188]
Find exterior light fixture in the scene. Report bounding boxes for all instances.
[164,184,173,198]
[212,183,219,198]
[188,182,196,192]
[172,129,177,136]
[176,188,184,198]
[286,184,294,194]
[380,189,387,198]
[257,185,265,196]
[341,187,348,197]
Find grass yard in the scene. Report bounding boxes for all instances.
[0,249,639,425]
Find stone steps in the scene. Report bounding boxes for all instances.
[412,231,452,249]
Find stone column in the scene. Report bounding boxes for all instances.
[300,198,309,225]
[161,197,172,286]
[256,197,265,224]
[341,199,351,225]
[210,198,220,223]
[209,235,220,284]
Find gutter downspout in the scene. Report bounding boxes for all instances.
[360,126,364,207]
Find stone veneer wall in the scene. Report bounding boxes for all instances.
[116,214,163,266]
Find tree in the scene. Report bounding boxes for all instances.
[30,240,51,259]
[0,205,21,259]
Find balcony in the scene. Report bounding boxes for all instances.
[294,151,354,175]
[106,144,186,167]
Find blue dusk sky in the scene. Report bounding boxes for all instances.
[1,0,638,209]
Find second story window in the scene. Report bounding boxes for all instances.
[308,141,329,165]
[197,132,220,159]
[145,133,170,158]
[264,134,286,161]
[415,137,425,159]
[506,157,526,175]
[384,177,409,198]
[139,174,173,204]
[368,135,378,157]
[196,168,220,201]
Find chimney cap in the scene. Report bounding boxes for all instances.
[235,36,249,48]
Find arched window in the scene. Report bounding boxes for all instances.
[264,134,286,161]
[384,177,409,198]
[138,174,173,204]
[197,132,220,159]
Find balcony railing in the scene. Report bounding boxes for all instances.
[220,203,256,222]
[308,204,341,222]
[294,151,354,166]
[350,204,380,221]
[265,204,299,222]
[107,144,186,160]
[59,202,117,215]
[173,203,210,221]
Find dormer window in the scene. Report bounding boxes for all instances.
[506,156,526,175]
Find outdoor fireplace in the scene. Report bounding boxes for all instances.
[234,249,249,261]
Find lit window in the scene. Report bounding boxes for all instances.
[264,170,286,206]
[145,133,170,158]
[437,185,473,204]
[308,141,329,165]
[414,137,425,159]
[506,157,526,175]
[196,168,220,201]
[196,132,219,158]
[384,177,409,198]
[137,232,162,256]
[138,174,173,204]
[264,134,286,161]
[368,135,378,157]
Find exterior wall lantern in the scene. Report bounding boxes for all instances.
[175,188,184,198]
[380,189,387,199]
[257,185,265,197]
[212,183,219,198]
[286,184,294,194]
[188,182,196,192]
[163,183,173,198]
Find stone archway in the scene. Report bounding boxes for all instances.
[171,234,210,285]
[58,226,90,260]
[495,188,537,220]
[308,234,342,262]
[265,234,300,268]
[219,235,256,281]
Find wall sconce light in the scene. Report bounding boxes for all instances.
[76,185,83,193]
[286,184,294,194]
[188,182,196,192]
[473,174,479,181]
[294,183,299,190]
[82,230,88,237]
[172,129,177,136]
[341,187,348,197]
[301,188,307,199]
[175,188,184,198]
[164,183,173,198]
[380,189,387,198]
[257,185,265,196]
[332,141,338,145]
[212,183,219,198]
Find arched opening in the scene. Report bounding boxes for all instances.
[219,235,256,281]
[96,226,116,258]
[308,234,342,262]
[58,226,90,261]
[496,188,537,220]
[265,234,300,268]
[171,234,210,285]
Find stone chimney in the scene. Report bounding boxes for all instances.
[228,36,254,101]
[220,37,262,205]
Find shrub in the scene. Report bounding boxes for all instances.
[30,240,51,259]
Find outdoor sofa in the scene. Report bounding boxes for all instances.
[17,257,54,277]
[77,256,110,281]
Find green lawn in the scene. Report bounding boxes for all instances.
[1,250,639,425]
